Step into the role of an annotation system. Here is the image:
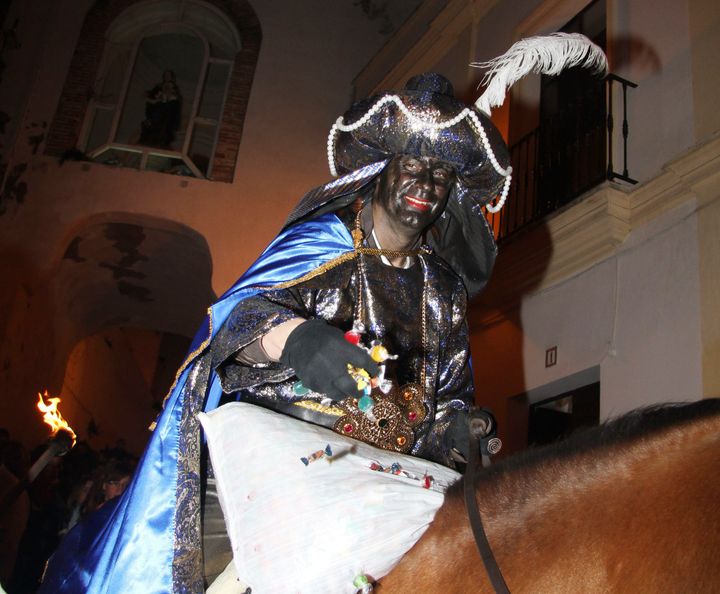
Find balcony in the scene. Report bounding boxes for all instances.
[485,74,638,242]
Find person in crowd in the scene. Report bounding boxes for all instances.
[0,440,30,589]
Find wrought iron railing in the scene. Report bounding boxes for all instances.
[484,74,637,242]
[606,73,638,184]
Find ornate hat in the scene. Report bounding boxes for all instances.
[329,72,512,212]
[285,33,606,297]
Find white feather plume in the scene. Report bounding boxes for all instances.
[472,32,608,115]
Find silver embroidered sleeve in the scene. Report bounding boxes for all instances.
[416,277,474,466]
[211,289,310,392]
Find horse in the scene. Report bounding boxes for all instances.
[379,398,720,593]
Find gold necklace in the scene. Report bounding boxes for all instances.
[329,210,429,453]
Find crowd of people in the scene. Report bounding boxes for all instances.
[0,429,137,593]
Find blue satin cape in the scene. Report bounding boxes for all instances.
[40,214,356,593]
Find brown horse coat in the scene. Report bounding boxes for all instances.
[380,399,720,593]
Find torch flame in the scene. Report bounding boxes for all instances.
[36,390,77,446]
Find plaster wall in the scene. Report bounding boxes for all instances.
[0,0,92,341]
[689,136,720,398]
[424,25,474,100]
[0,0,400,448]
[471,199,703,441]
[0,1,94,175]
[688,0,720,141]
[610,0,695,183]
[522,199,702,417]
[698,189,720,398]
[599,200,703,414]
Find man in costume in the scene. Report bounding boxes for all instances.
[41,34,605,593]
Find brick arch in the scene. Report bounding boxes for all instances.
[45,0,261,183]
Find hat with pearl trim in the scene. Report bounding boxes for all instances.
[285,33,606,297]
[329,72,512,213]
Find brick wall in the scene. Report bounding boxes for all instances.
[44,0,261,183]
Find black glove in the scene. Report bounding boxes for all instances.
[443,407,497,462]
[280,319,380,401]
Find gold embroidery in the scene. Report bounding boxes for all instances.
[153,306,215,427]
[293,400,345,416]
[271,252,358,289]
[259,247,421,291]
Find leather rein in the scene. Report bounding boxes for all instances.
[463,413,511,594]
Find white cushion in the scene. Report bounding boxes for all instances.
[199,402,460,594]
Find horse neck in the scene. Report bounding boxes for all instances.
[474,408,720,554]
[380,403,720,593]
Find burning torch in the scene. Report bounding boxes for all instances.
[0,391,76,515]
[31,390,76,476]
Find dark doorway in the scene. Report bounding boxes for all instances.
[528,381,600,446]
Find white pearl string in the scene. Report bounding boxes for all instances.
[326,94,513,212]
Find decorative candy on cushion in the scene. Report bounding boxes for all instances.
[198,403,460,594]
[280,319,380,400]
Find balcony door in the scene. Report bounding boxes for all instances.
[537,0,607,214]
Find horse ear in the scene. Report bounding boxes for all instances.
[472,32,608,115]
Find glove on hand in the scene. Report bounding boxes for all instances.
[280,319,380,401]
[443,407,496,462]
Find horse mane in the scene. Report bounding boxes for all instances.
[445,398,720,509]
[481,398,720,480]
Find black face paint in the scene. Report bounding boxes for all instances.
[375,155,455,232]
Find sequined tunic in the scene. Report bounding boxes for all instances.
[211,239,473,466]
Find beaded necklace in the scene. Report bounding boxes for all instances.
[328,209,429,453]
